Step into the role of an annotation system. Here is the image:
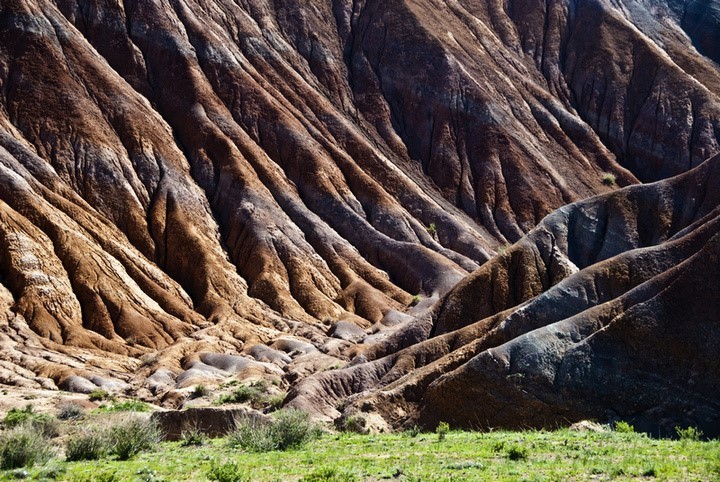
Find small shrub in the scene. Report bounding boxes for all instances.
[271,409,322,450]
[227,418,277,452]
[601,172,616,186]
[406,424,421,438]
[300,467,358,482]
[228,409,320,452]
[264,394,286,412]
[57,403,85,421]
[88,389,112,402]
[3,405,35,427]
[675,425,703,441]
[192,384,208,399]
[613,420,635,433]
[409,295,422,306]
[435,421,450,442]
[507,445,529,461]
[30,414,60,438]
[179,426,207,447]
[0,425,53,469]
[206,461,250,482]
[108,416,161,460]
[65,428,108,461]
[339,415,367,434]
[492,441,506,452]
[426,223,437,237]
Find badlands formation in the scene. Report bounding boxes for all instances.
[0,0,719,436]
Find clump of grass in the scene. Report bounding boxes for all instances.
[601,172,616,186]
[409,294,422,306]
[0,424,54,469]
[65,428,108,461]
[436,421,450,442]
[426,222,437,237]
[206,461,250,482]
[191,384,208,399]
[676,426,703,441]
[613,420,635,433]
[217,385,263,405]
[179,426,207,447]
[300,467,358,482]
[88,389,112,402]
[405,424,421,438]
[57,402,85,421]
[107,416,161,460]
[228,409,321,452]
[507,445,529,461]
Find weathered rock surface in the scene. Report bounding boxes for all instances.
[0,0,719,434]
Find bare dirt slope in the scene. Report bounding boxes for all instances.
[0,0,719,431]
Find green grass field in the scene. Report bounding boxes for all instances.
[2,426,719,481]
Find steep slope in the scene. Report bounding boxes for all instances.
[0,0,718,422]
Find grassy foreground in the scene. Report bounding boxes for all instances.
[1,427,718,481]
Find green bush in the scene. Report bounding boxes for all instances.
[228,409,321,452]
[436,421,450,442]
[206,461,250,482]
[0,424,53,469]
[601,172,616,186]
[217,385,262,405]
[88,389,112,402]
[107,416,161,460]
[65,428,108,461]
[3,405,35,427]
[192,384,208,399]
[613,421,635,433]
[507,445,529,461]
[675,426,703,441]
[300,467,358,482]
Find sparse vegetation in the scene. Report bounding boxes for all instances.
[216,381,285,412]
[601,172,616,186]
[409,294,422,306]
[0,424,53,470]
[97,399,151,413]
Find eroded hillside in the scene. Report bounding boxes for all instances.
[0,0,718,432]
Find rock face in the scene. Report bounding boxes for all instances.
[0,0,719,433]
